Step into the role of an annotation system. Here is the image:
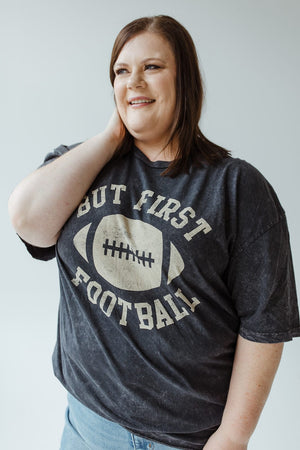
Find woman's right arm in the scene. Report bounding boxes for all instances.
[8,110,125,248]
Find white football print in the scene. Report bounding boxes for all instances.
[73,214,184,291]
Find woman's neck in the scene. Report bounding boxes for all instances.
[134,138,178,162]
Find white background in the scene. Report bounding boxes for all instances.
[1,0,300,449]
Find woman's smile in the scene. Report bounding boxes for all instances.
[128,96,156,107]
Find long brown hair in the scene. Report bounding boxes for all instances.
[109,15,230,176]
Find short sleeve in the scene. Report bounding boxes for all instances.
[227,215,300,343]
[40,142,80,166]
[19,236,56,261]
[19,143,81,261]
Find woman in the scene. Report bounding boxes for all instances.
[9,15,299,450]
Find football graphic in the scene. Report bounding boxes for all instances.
[73,214,184,291]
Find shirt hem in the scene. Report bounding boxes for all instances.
[239,327,300,343]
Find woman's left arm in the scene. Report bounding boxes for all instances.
[203,335,284,450]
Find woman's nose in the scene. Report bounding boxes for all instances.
[127,71,146,89]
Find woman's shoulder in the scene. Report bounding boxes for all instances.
[211,154,264,176]
[208,155,279,196]
[217,156,286,239]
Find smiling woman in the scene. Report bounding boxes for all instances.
[8,14,300,450]
[109,15,229,175]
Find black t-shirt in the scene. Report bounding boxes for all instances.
[23,144,300,449]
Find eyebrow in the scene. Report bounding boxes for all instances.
[114,57,166,68]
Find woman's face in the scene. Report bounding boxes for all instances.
[113,31,177,155]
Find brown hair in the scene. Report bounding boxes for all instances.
[109,15,230,176]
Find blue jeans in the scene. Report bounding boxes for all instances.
[60,393,182,450]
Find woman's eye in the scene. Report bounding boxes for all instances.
[115,68,128,75]
[145,64,160,70]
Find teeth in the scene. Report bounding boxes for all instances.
[130,99,154,104]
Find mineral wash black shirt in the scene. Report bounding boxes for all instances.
[24,144,300,449]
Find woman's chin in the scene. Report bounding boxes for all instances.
[127,128,152,143]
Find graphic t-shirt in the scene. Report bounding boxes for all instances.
[24,144,300,449]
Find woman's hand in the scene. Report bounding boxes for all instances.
[104,108,126,147]
[203,427,248,450]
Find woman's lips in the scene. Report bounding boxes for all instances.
[128,97,155,106]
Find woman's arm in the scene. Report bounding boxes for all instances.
[203,335,283,450]
[8,110,125,248]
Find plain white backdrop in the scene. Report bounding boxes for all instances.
[1,0,300,449]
